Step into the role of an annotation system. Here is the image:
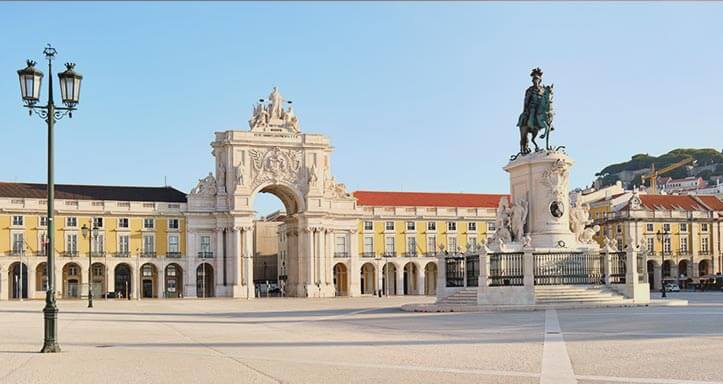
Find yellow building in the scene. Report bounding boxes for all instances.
[0,182,187,300]
[587,191,723,289]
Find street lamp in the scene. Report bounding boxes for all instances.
[18,44,83,353]
[81,224,98,308]
[656,229,670,298]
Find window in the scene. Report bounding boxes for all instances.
[487,222,496,232]
[385,221,395,231]
[39,216,48,227]
[12,215,23,226]
[680,237,688,253]
[467,222,477,232]
[200,235,212,253]
[616,224,622,234]
[167,265,177,276]
[447,222,457,232]
[468,236,478,251]
[427,222,436,231]
[66,217,77,227]
[93,235,105,253]
[679,223,687,232]
[168,235,179,253]
[701,223,709,232]
[647,237,654,253]
[143,235,155,253]
[40,232,48,255]
[12,233,24,254]
[663,237,671,254]
[663,223,670,232]
[384,236,395,254]
[69,266,78,276]
[119,235,130,253]
[168,219,180,230]
[363,236,373,254]
[702,237,709,252]
[93,266,103,276]
[143,218,154,229]
[406,221,416,231]
[363,221,373,231]
[118,218,129,229]
[93,217,103,228]
[66,234,78,253]
[646,223,653,232]
[335,236,347,254]
[407,236,416,254]
[143,264,153,277]
[616,238,623,251]
[448,236,458,253]
[426,235,436,255]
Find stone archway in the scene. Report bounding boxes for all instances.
[62,262,82,299]
[114,263,132,299]
[141,263,158,298]
[8,262,28,299]
[360,262,376,295]
[424,262,437,295]
[403,262,419,295]
[333,262,348,296]
[196,263,214,298]
[165,263,183,298]
[186,88,359,299]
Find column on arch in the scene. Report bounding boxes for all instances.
[396,263,404,296]
[349,229,361,297]
[417,263,425,296]
[242,225,254,298]
[215,227,224,294]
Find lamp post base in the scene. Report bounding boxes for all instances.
[40,293,61,353]
[40,341,61,353]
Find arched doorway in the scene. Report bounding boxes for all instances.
[360,263,376,295]
[196,263,214,298]
[141,263,158,298]
[662,260,672,278]
[699,260,711,276]
[114,263,132,299]
[424,262,437,295]
[647,260,657,288]
[36,262,48,293]
[91,262,106,298]
[403,262,418,295]
[333,263,348,296]
[678,260,689,289]
[8,262,28,299]
[62,262,82,299]
[165,263,183,298]
[382,263,397,296]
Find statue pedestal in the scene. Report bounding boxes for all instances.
[504,150,576,249]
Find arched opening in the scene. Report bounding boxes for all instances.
[36,262,48,292]
[647,260,657,288]
[62,262,82,299]
[196,263,214,298]
[333,263,348,296]
[114,263,132,299]
[424,262,437,295]
[251,183,304,297]
[699,260,711,276]
[382,263,397,296]
[662,260,672,278]
[678,259,689,289]
[91,262,106,298]
[360,262,376,295]
[403,262,418,295]
[165,263,183,298]
[141,263,158,298]
[8,262,28,299]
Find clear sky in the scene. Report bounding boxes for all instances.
[1,2,721,215]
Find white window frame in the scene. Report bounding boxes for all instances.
[467,235,478,251]
[66,217,77,228]
[406,236,417,255]
[467,222,477,232]
[143,218,155,229]
[647,237,654,253]
[168,234,179,253]
[143,234,155,253]
[66,233,78,253]
[679,223,687,233]
[384,236,395,255]
[663,223,671,232]
[93,217,104,228]
[363,235,374,255]
[646,223,654,232]
[447,222,457,232]
[427,221,436,232]
[118,235,130,253]
[426,235,436,255]
[448,236,458,253]
[487,222,496,232]
[385,221,395,231]
[701,237,709,252]
[335,235,347,255]
[701,223,709,232]
[12,232,24,254]
[680,237,688,253]
[200,235,212,253]
[406,221,416,231]
[118,218,129,229]
[363,221,373,231]
[168,218,180,230]
[11,215,24,226]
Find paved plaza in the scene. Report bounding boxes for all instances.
[0,294,722,384]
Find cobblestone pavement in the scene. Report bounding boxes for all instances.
[0,293,721,384]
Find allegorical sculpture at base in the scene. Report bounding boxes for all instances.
[516,67,555,155]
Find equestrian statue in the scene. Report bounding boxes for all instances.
[516,67,555,155]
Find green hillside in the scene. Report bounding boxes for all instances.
[595,148,723,188]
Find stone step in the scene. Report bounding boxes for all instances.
[536,297,624,304]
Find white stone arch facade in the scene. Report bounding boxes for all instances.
[186,88,360,298]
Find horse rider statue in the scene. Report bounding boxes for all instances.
[516,67,555,155]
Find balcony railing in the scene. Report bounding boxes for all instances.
[334,252,349,258]
[113,252,130,258]
[87,252,106,257]
[34,251,47,257]
[198,251,214,258]
[424,252,437,257]
[361,252,375,258]
[166,252,182,258]
[699,250,711,256]
[402,252,417,257]
[9,250,24,256]
[141,251,157,258]
[382,252,397,258]
[61,251,78,257]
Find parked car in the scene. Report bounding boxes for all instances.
[101,291,117,298]
[664,283,680,292]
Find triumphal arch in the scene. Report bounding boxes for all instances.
[186,88,359,298]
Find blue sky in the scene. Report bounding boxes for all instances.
[1,2,721,214]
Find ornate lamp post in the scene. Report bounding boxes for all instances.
[656,229,670,298]
[81,224,99,308]
[17,44,83,353]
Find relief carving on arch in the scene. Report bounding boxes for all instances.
[249,146,303,190]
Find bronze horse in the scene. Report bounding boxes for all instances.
[518,84,554,154]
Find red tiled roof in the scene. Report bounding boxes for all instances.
[0,182,187,203]
[634,195,708,211]
[696,195,723,211]
[353,191,508,208]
